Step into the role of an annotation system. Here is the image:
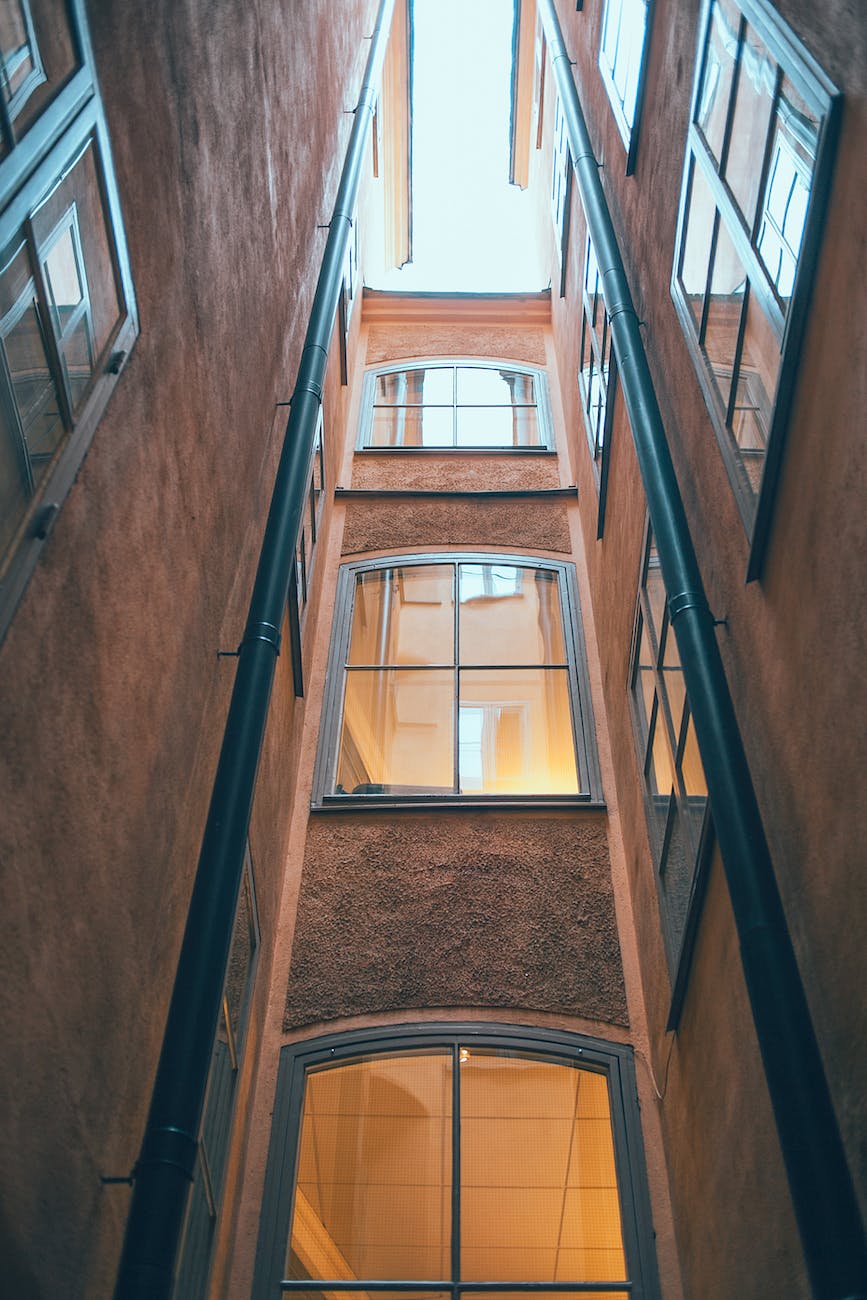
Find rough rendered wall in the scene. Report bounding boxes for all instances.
[341,496,573,554]
[0,1,378,1296]
[285,813,627,1028]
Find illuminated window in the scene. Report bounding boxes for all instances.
[629,523,712,995]
[0,0,138,638]
[672,0,839,575]
[313,554,600,803]
[359,361,552,450]
[254,1026,660,1299]
[598,0,653,173]
[173,849,260,1300]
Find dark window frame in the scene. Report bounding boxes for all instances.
[578,235,617,537]
[287,405,326,697]
[173,845,261,1300]
[0,0,138,642]
[253,1022,661,1300]
[597,0,655,175]
[627,520,713,1027]
[312,551,603,809]
[357,359,555,453]
[670,0,840,580]
[551,93,572,297]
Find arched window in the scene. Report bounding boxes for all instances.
[312,554,601,805]
[357,361,553,450]
[253,1025,660,1299]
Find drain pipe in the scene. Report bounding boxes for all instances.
[112,3,395,1296]
[538,2,866,1296]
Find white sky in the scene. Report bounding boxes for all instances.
[372,0,546,293]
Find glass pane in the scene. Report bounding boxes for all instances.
[643,538,666,648]
[5,0,78,135]
[647,696,674,801]
[460,1051,626,1283]
[703,218,746,412]
[679,713,709,850]
[31,140,123,366]
[658,800,695,961]
[696,0,739,164]
[348,566,455,666]
[369,406,453,447]
[223,873,255,1048]
[661,620,686,739]
[374,367,453,405]
[289,1053,452,1281]
[732,288,779,497]
[756,75,818,309]
[601,0,647,131]
[679,161,716,327]
[725,24,776,227]
[337,669,455,794]
[43,222,83,328]
[61,312,92,409]
[632,616,655,737]
[459,566,566,665]
[459,668,579,794]
[455,405,540,447]
[456,366,535,406]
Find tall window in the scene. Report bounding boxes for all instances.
[551,95,572,296]
[286,408,325,696]
[359,362,551,450]
[254,1026,660,1299]
[0,0,138,639]
[173,850,260,1300]
[313,555,600,803]
[578,236,617,533]
[672,0,839,576]
[629,524,711,1001]
[598,0,653,173]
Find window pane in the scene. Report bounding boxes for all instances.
[756,75,818,309]
[696,0,739,164]
[459,565,567,666]
[456,366,535,406]
[455,405,540,447]
[459,668,578,794]
[732,287,780,497]
[369,406,453,447]
[679,161,716,326]
[643,540,666,648]
[725,24,776,227]
[600,0,647,132]
[374,367,453,404]
[661,621,686,741]
[647,696,674,801]
[4,0,78,135]
[632,616,655,737]
[223,874,255,1049]
[43,222,83,328]
[289,1053,452,1281]
[31,140,123,370]
[703,218,746,412]
[337,669,455,794]
[461,1051,626,1283]
[348,566,455,666]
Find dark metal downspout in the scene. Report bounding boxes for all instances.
[537,2,867,1297]
[112,3,395,1296]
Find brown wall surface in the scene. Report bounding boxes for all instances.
[0,1,379,1295]
[284,812,627,1029]
[546,0,867,1292]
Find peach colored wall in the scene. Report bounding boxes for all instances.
[547,0,867,1294]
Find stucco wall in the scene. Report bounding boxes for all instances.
[285,812,628,1029]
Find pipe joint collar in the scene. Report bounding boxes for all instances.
[668,590,711,623]
[241,621,282,654]
[137,1125,198,1182]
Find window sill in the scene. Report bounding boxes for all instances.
[311,794,607,813]
[355,446,558,456]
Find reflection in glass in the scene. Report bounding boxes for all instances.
[456,366,534,406]
[757,76,817,307]
[0,0,43,115]
[725,24,775,227]
[461,1051,626,1283]
[696,0,739,164]
[289,1053,452,1282]
[375,367,453,405]
[337,669,455,794]
[348,566,455,666]
[456,405,539,447]
[369,406,453,447]
[733,288,779,495]
[368,365,543,448]
[599,0,648,133]
[680,162,716,326]
[703,218,746,412]
[661,621,685,739]
[459,668,579,794]
[459,566,566,665]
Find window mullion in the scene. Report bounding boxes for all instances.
[451,1041,461,1288]
[453,564,460,793]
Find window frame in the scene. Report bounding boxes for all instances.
[286,406,326,697]
[597,0,655,175]
[578,235,617,537]
[627,520,714,1026]
[551,94,572,297]
[670,0,840,579]
[312,552,603,809]
[0,0,138,642]
[356,359,556,453]
[0,1,46,123]
[253,1022,661,1300]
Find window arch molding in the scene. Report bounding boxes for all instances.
[253,1021,661,1299]
[311,552,603,807]
[356,358,555,452]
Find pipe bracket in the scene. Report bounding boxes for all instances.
[240,621,282,654]
[668,590,711,623]
[136,1125,198,1182]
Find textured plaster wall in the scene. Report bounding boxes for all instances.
[285,813,627,1029]
[350,453,561,492]
[341,495,573,555]
[0,1,378,1296]
[548,0,867,1292]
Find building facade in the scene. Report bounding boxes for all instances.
[0,1,864,1298]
